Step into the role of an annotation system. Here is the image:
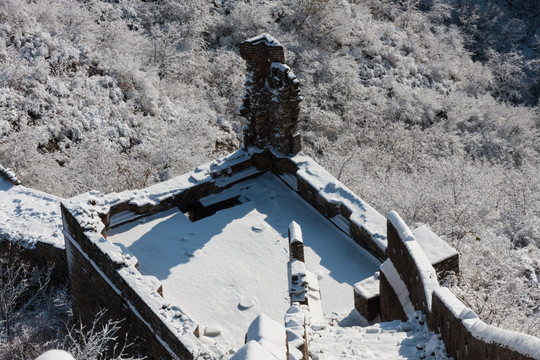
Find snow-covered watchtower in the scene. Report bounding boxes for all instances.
[239,34,303,155]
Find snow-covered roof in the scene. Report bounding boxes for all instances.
[242,33,282,48]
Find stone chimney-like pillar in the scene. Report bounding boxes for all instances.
[239,34,303,155]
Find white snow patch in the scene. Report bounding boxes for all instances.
[230,341,277,360]
[413,225,458,265]
[246,313,287,360]
[35,350,75,360]
[239,298,256,310]
[0,176,64,248]
[380,260,415,315]
[204,326,222,337]
[252,222,266,232]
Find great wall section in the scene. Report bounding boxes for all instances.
[1,34,539,360]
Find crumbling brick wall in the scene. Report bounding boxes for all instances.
[239,34,302,155]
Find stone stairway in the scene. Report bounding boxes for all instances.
[308,313,451,360]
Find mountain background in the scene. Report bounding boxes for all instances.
[0,0,539,339]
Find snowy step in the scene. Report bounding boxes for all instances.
[309,313,449,360]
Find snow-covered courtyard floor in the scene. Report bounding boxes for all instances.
[107,172,381,353]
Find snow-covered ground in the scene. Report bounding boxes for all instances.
[108,172,381,353]
[0,176,64,248]
[310,313,450,360]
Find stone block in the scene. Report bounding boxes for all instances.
[353,274,380,322]
[379,271,407,322]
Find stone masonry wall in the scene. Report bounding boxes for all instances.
[431,289,539,360]
[386,219,432,316]
[62,205,195,359]
[378,271,407,322]
[0,240,67,286]
[239,34,302,155]
[382,211,540,360]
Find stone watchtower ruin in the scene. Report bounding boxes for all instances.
[55,34,540,360]
[239,34,303,155]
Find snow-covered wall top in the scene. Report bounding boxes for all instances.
[288,221,303,244]
[1,175,64,249]
[0,164,21,186]
[380,259,415,315]
[68,149,257,219]
[383,211,540,360]
[289,151,388,251]
[434,288,540,360]
[412,225,458,266]
[388,211,439,311]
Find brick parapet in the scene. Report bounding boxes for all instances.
[62,205,206,359]
[350,221,385,261]
[432,254,459,278]
[431,289,540,360]
[381,212,540,360]
[386,219,433,316]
